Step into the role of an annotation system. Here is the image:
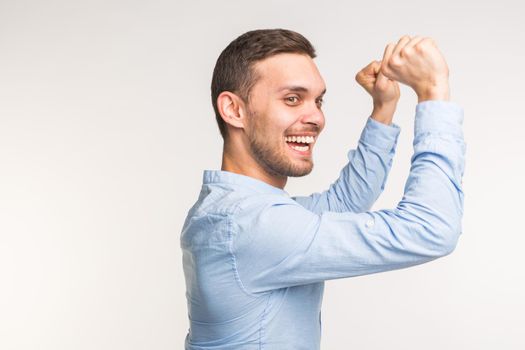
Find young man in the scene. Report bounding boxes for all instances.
[181,29,465,349]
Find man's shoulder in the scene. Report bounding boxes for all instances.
[181,184,297,246]
[185,183,295,220]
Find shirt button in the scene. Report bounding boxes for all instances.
[365,219,375,228]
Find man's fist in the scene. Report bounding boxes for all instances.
[355,60,400,107]
[355,60,400,125]
[380,35,450,102]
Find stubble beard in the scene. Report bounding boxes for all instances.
[247,109,313,178]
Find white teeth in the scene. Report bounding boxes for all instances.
[284,135,315,144]
[290,145,309,152]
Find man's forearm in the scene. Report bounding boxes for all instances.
[370,101,397,125]
[292,116,400,214]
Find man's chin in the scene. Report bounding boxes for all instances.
[284,162,314,177]
[251,145,313,178]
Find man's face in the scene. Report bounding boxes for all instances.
[243,53,326,178]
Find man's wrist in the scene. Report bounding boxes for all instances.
[416,80,450,103]
[371,101,397,125]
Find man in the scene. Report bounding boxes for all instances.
[181,29,465,349]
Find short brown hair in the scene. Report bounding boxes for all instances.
[211,29,316,139]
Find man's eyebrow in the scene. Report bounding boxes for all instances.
[278,85,327,96]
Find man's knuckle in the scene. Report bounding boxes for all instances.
[389,56,403,67]
[414,43,426,53]
[417,38,436,51]
[400,47,413,57]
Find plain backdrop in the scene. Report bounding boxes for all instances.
[1,0,524,349]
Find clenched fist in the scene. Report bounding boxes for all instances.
[355,60,400,124]
[380,35,450,102]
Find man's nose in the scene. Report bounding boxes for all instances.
[301,102,324,129]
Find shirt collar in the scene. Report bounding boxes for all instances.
[203,170,289,196]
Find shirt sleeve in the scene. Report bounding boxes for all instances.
[233,101,465,294]
[292,117,400,214]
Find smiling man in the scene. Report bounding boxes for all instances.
[181,29,465,349]
[219,52,327,186]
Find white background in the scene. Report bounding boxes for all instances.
[1,0,524,349]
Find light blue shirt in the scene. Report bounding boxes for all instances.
[181,101,465,349]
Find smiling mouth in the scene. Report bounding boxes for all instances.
[284,135,315,154]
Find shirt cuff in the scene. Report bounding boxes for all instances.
[358,116,401,152]
[415,100,464,138]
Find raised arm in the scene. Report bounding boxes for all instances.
[233,36,465,293]
[292,59,402,214]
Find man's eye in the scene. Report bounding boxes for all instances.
[316,98,324,107]
[285,96,299,104]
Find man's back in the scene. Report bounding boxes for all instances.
[181,171,325,349]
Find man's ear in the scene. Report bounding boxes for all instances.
[217,91,247,131]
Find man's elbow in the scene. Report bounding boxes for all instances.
[435,223,462,257]
[394,207,463,257]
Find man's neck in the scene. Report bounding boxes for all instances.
[221,143,287,189]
